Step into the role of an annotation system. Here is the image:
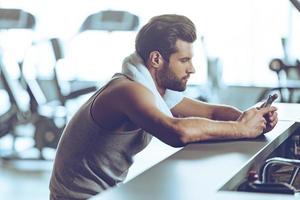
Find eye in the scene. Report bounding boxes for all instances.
[180,58,190,63]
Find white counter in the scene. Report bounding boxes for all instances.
[92,103,300,200]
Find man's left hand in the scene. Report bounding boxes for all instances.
[263,108,278,133]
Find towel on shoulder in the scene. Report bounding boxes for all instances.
[121,52,183,116]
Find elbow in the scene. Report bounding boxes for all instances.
[176,132,191,147]
[168,139,186,148]
[153,117,191,148]
[166,121,190,148]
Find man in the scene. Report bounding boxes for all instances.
[49,14,278,200]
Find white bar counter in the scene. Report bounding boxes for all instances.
[92,103,300,200]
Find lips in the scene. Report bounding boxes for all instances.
[183,75,190,80]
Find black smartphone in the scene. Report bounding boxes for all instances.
[260,94,278,108]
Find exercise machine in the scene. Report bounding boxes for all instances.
[0,8,64,160]
[258,0,300,103]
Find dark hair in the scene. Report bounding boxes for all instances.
[135,14,197,63]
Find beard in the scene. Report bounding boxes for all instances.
[157,62,188,92]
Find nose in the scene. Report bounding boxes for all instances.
[188,62,196,74]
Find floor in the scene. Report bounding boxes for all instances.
[0,124,179,200]
[0,94,80,200]
[0,126,53,200]
[0,159,53,200]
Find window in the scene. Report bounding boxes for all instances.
[0,0,293,86]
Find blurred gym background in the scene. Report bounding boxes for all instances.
[0,0,300,199]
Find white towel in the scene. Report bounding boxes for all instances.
[122,52,183,116]
[121,53,184,180]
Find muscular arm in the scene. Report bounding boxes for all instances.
[111,81,276,147]
[171,97,242,121]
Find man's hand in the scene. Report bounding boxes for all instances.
[262,108,278,133]
[237,106,278,138]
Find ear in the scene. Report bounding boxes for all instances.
[149,51,163,68]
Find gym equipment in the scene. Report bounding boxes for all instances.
[257,57,300,103]
[258,0,300,103]
[0,8,36,140]
[40,10,139,104]
[291,0,300,12]
[79,10,139,32]
[237,133,300,194]
[0,8,64,160]
[258,1,300,103]
[0,47,64,160]
[0,54,24,139]
[47,38,97,106]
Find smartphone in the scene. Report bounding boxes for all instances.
[260,94,278,108]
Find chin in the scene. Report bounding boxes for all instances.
[167,86,185,92]
[179,86,187,91]
[166,81,187,91]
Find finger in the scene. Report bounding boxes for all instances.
[271,117,278,127]
[266,112,273,121]
[262,117,267,124]
[268,112,273,117]
[269,112,278,121]
[260,117,267,131]
[263,121,267,129]
[270,111,278,120]
[262,123,267,133]
[270,106,278,111]
[267,117,278,131]
[260,106,277,115]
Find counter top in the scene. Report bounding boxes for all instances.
[92,103,300,200]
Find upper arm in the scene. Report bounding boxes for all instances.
[92,80,243,145]
[115,82,184,146]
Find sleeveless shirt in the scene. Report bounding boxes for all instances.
[49,74,152,199]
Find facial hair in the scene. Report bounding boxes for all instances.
[157,62,187,91]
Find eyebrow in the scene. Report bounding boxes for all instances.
[179,57,191,61]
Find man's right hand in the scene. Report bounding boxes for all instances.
[237,106,278,138]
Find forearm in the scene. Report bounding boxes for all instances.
[173,106,276,144]
[149,106,275,147]
[211,105,242,121]
[155,106,276,147]
[174,117,242,144]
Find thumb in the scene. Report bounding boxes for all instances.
[260,106,277,115]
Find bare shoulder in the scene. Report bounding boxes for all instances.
[92,77,156,118]
[91,77,158,131]
[102,77,156,104]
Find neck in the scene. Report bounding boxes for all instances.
[155,81,166,97]
[148,67,166,97]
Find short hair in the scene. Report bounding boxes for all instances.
[135,14,197,63]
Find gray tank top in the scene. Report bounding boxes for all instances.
[50,74,152,199]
